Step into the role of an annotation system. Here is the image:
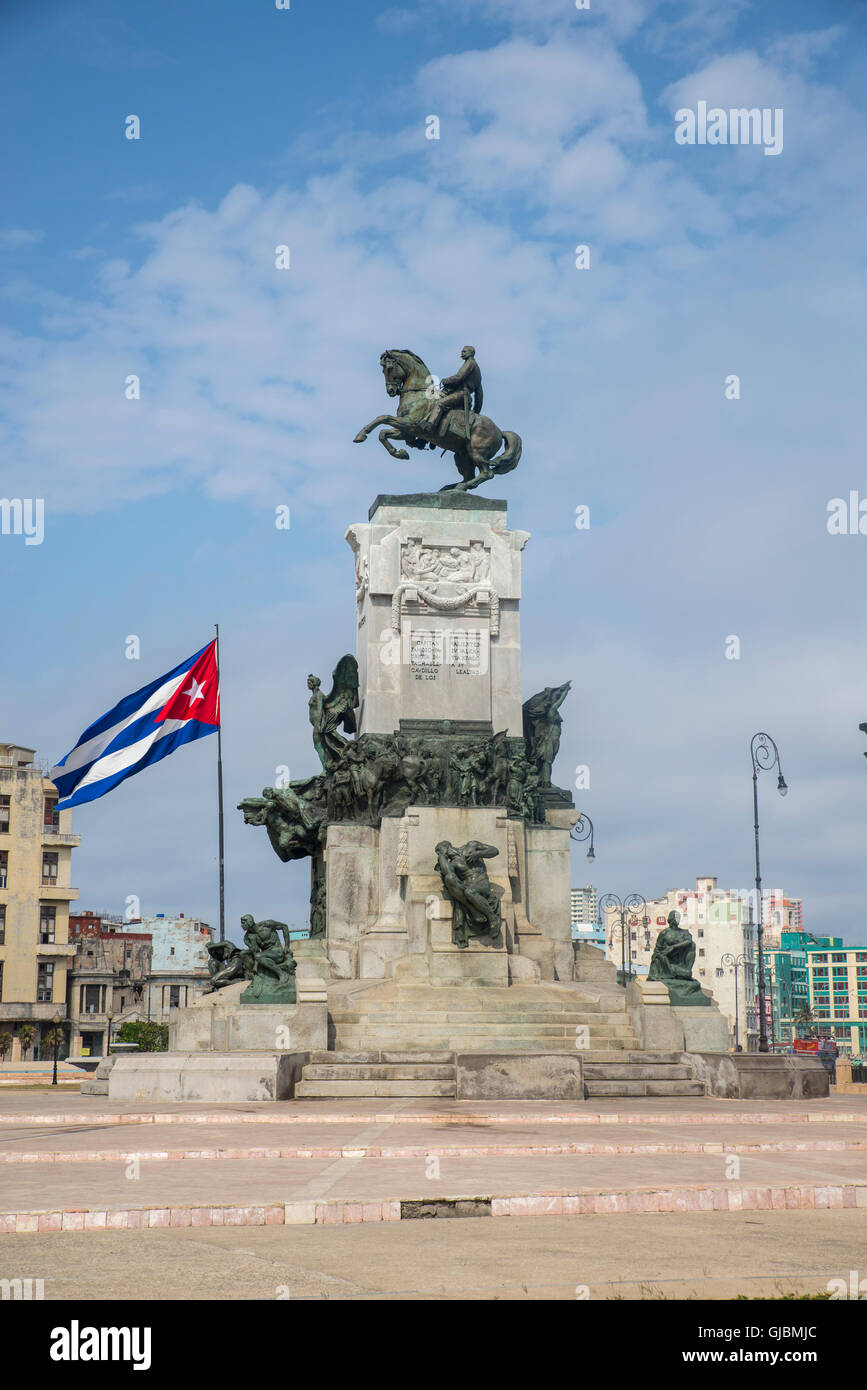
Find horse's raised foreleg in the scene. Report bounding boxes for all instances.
[353,414,401,443]
[378,427,410,461]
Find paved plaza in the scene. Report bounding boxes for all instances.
[1,1090,865,1298]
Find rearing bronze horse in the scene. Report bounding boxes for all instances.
[353,349,521,492]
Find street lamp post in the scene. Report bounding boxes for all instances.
[569,814,596,863]
[750,732,788,1054]
[599,893,647,987]
[105,1007,114,1057]
[718,952,751,1051]
[51,1010,62,1087]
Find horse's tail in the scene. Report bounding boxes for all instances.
[491,430,522,475]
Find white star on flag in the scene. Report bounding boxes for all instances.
[183,677,206,704]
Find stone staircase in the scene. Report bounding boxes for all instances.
[325,980,640,1056]
[291,952,708,1100]
[294,1048,707,1099]
[582,1052,706,1098]
[295,1051,457,1099]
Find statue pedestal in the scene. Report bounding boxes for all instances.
[326,804,573,986]
[168,981,328,1053]
[627,977,731,1052]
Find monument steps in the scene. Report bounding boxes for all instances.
[583,1062,693,1080]
[303,1064,456,1081]
[295,1050,707,1099]
[584,1079,706,1098]
[295,1080,457,1098]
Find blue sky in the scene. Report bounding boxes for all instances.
[2,0,867,943]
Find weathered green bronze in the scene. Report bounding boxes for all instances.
[353,348,522,493]
[435,840,502,949]
[238,915,297,1005]
[646,911,711,1007]
[239,653,573,935]
[308,656,359,772]
[203,940,252,993]
[523,683,571,785]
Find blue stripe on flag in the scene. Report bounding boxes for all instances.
[55,717,217,810]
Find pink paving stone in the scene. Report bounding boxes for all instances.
[361,1203,382,1223]
[284,1203,317,1225]
[813,1186,830,1209]
[125,1210,143,1229]
[602,1194,628,1214]
[38,1213,63,1232]
[210,1208,226,1225]
[656,1190,675,1213]
[696,1190,715,1211]
[265,1206,284,1226]
[147,1209,170,1228]
[342,1204,364,1224]
[15,1214,39,1233]
[770,1188,787,1210]
[843,1188,857,1209]
[170,1208,192,1227]
[827,1187,844,1209]
[190,1209,212,1227]
[738,1189,756,1210]
[84,1212,108,1230]
[753,1189,772,1211]
[800,1187,816,1209]
[507,1196,533,1217]
[106,1211,128,1230]
[317,1203,343,1225]
[381,1201,401,1222]
[62,1212,85,1231]
[712,1189,729,1211]
[491,1198,510,1217]
[530,1195,563,1216]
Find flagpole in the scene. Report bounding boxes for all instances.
[215,623,226,943]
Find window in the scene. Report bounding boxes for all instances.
[39,905,56,944]
[168,985,181,1008]
[0,904,5,944]
[41,853,58,886]
[0,795,9,833]
[43,798,59,829]
[832,953,846,963]
[81,984,101,1014]
[813,954,827,963]
[36,961,54,1003]
[0,850,6,888]
[0,962,3,999]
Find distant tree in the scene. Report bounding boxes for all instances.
[0,1032,12,1061]
[793,1005,814,1038]
[18,1024,35,1059]
[117,1021,168,1052]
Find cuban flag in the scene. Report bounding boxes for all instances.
[50,640,220,810]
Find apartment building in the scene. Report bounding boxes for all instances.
[0,742,79,1060]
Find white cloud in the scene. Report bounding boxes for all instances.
[0,226,43,248]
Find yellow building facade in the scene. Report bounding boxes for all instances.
[0,742,79,1061]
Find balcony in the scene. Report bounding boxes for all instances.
[0,1002,68,1022]
[42,828,81,847]
[38,884,79,901]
